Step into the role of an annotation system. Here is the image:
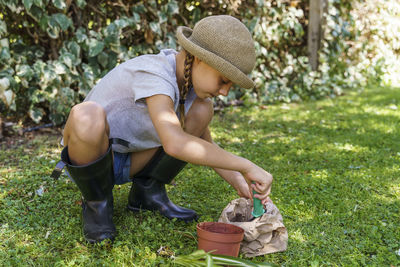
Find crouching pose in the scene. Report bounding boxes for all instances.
[53,15,273,243]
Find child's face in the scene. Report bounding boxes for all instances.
[191,58,233,99]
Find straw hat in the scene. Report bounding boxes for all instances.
[176,15,256,89]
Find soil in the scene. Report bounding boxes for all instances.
[199,222,243,234]
[0,125,62,149]
[230,213,248,222]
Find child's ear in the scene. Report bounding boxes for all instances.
[193,56,203,68]
[194,56,201,64]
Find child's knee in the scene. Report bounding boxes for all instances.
[188,98,214,125]
[68,102,108,140]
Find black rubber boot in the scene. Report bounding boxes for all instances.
[61,145,116,243]
[127,147,197,222]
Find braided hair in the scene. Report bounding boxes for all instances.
[179,52,194,129]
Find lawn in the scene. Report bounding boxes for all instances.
[0,85,399,266]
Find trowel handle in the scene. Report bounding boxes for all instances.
[252,183,265,218]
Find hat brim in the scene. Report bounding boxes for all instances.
[176,26,255,89]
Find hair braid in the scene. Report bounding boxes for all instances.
[179,52,194,129]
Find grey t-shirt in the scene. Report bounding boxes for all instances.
[84,49,197,153]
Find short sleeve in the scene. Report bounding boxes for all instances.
[132,70,177,106]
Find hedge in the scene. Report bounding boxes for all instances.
[0,0,398,125]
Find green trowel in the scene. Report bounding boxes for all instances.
[250,183,265,220]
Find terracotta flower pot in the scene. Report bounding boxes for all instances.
[197,222,244,257]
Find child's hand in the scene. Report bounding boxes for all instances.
[231,175,252,199]
[243,165,273,205]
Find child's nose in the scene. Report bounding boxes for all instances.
[219,84,231,96]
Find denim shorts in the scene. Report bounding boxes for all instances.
[64,151,132,186]
[112,151,132,185]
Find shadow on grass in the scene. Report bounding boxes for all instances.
[209,85,400,265]
[0,86,399,265]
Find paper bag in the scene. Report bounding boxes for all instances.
[218,198,288,257]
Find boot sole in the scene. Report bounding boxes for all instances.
[85,233,116,244]
[126,204,153,213]
[126,205,198,222]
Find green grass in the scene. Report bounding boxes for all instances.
[1,85,400,266]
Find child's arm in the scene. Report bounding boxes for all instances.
[201,126,271,204]
[146,94,273,200]
[200,125,251,198]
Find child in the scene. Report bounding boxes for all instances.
[53,15,273,243]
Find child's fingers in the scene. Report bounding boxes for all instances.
[261,196,272,205]
[235,179,252,199]
[253,182,271,201]
[251,182,270,194]
[253,191,270,202]
[240,187,252,199]
[250,182,258,191]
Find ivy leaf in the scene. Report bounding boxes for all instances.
[87,39,104,57]
[46,25,59,39]
[76,0,86,8]
[23,0,34,11]
[167,0,179,15]
[43,67,57,85]
[157,11,167,24]
[29,107,44,123]
[54,61,67,74]
[97,52,108,68]
[0,38,10,48]
[246,17,259,33]
[52,13,73,31]
[294,23,304,37]
[59,52,74,68]
[114,18,130,29]
[105,34,119,50]
[0,20,7,37]
[5,1,18,12]
[67,41,81,58]
[132,12,140,23]
[106,52,118,69]
[2,90,14,107]
[47,15,61,38]
[27,5,44,22]
[166,32,176,49]
[80,63,94,90]
[255,0,264,7]
[0,77,10,92]
[106,23,118,35]
[16,64,34,79]
[49,112,65,125]
[131,4,146,15]
[52,0,66,10]
[192,8,201,24]
[0,47,10,60]
[33,0,45,9]
[61,86,75,99]
[149,22,161,36]
[75,27,87,43]
[88,30,101,39]
[33,60,46,74]
[39,15,48,31]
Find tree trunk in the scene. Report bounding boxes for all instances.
[307,0,328,71]
[0,116,3,140]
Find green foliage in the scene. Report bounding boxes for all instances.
[0,0,399,124]
[174,249,275,266]
[1,85,399,265]
[348,1,400,86]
